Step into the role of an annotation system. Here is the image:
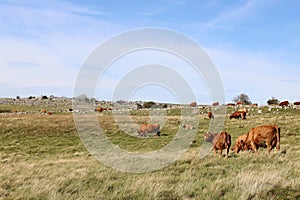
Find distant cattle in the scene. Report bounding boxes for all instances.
[212,102,219,106]
[208,111,214,119]
[204,131,231,158]
[279,101,289,107]
[95,107,112,112]
[227,103,235,107]
[136,124,161,137]
[182,124,195,130]
[41,109,47,114]
[293,102,300,106]
[241,125,280,153]
[251,103,258,107]
[47,111,53,115]
[190,102,197,107]
[229,111,246,120]
[236,102,244,106]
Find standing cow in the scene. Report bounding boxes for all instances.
[204,131,231,158]
[208,111,214,119]
[229,111,246,120]
[241,125,280,153]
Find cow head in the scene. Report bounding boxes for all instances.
[204,132,214,142]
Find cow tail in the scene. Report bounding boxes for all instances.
[276,126,280,150]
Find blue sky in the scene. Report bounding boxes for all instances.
[0,0,299,105]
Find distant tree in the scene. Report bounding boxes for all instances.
[16,96,20,100]
[75,94,90,102]
[267,97,279,105]
[143,101,156,109]
[116,100,126,105]
[232,93,252,105]
[41,95,48,99]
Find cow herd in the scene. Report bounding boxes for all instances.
[135,108,281,157]
[205,124,280,158]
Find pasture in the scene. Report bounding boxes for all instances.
[0,104,299,199]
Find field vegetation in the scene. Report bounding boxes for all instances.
[0,104,299,199]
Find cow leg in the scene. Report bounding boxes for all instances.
[214,148,217,156]
[250,142,258,153]
[226,147,229,158]
[267,143,272,154]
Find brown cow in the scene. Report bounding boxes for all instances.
[231,134,252,153]
[208,111,214,119]
[229,111,246,120]
[136,124,161,137]
[241,125,280,153]
[204,131,231,158]
[279,101,289,107]
[236,102,244,106]
[41,109,47,114]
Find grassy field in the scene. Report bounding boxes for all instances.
[0,105,299,199]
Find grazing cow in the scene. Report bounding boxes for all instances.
[204,131,231,158]
[241,125,280,153]
[41,109,47,114]
[231,134,252,153]
[47,111,53,115]
[182,124,195,130]
[95,107,104,112]
[279,101,289,107]
[208,111,214,119]
[229,111,246,120]
[136,124,160,137]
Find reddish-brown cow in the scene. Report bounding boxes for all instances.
[241,125,280,153]
[136,124,161,137]
[279,101,289,107]
[293,102,300,106]
[204,131,231,158]
[231,134,253,153]
[208,111,214,119]
[229,111,246,120]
